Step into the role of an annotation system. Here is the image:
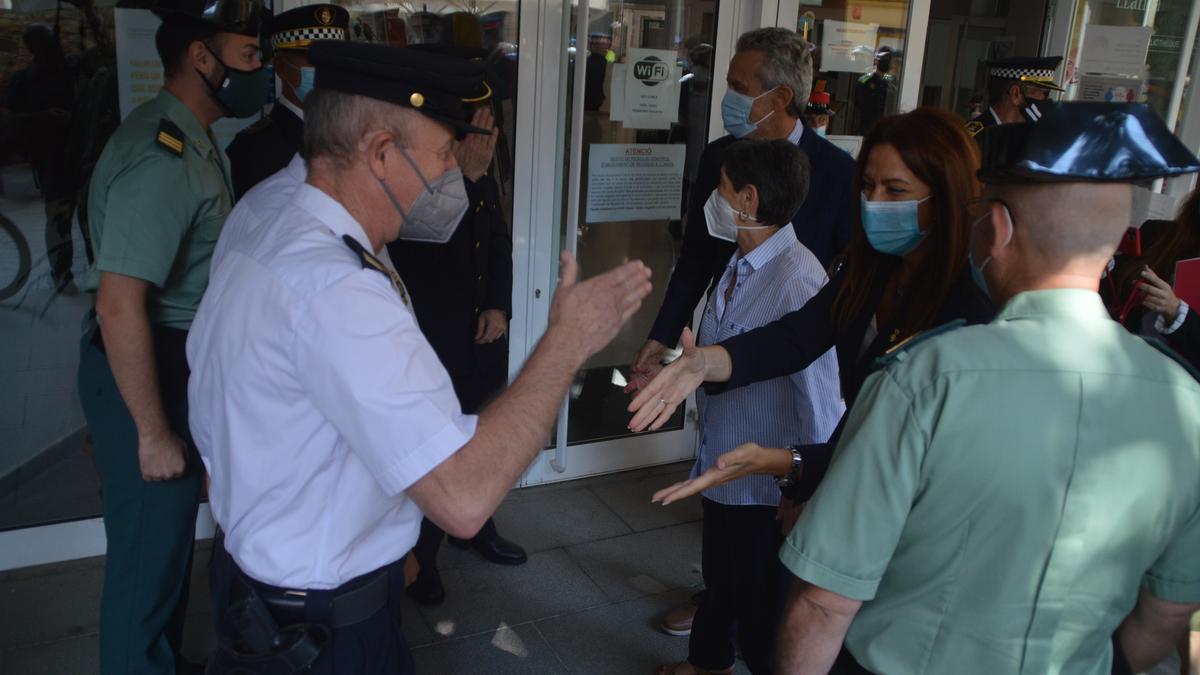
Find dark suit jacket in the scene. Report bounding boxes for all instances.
[647,123,856,346]
[226,104,303,201]
[714,261,995,501]
[387,174,513,412]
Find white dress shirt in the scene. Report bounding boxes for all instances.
[188,165,476,589]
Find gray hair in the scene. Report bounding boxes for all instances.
[302,89,414,169]
[736,28,813,118]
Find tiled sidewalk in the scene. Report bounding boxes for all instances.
[0,462,747,674]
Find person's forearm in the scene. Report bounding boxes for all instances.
[1118,609,1194,671]
[96,303,169,440]
[699,345,732,383]
[418,328,585,536]
[778,584,857,675]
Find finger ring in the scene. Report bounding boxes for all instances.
[659,399,668,406]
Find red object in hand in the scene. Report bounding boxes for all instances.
[1118,284,1147,324]
[1117,227,1142,257]
[1175,257,1200,309]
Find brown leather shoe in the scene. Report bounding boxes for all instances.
[660,600,698,636]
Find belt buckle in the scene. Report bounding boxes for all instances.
[283,590,307,598]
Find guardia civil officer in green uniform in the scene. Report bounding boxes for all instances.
[77,0,267,671]
[966,55,1063,138]
[225,3,348,200]
[775,102,1200,675]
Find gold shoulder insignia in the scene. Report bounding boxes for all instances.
[342,234,408,305]
[874,319,967,369]
[966,120,984,137]
[155,119,185,157]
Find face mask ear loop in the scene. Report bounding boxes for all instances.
[396,145,434,193]
[996,202,1015,251]
[378,176,412,225]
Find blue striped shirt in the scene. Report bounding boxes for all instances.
[692,224,845,507]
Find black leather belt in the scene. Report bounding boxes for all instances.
[234,568,390,629]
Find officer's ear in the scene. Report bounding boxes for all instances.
[737,184,761,223]
[188,37,216,78]
[1006,83,1024,107]
[362,129,397,182]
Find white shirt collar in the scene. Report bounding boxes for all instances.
[787,119,805,146]
[293,182,373,254]
[730,223,796,272]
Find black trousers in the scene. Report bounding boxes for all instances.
[689,498,785,674]
[209,542,415,675]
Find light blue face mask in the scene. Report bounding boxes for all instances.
[968,205,1013,298]
[281,60,315,102]
[721,87,777,138]
[860,193,931,256]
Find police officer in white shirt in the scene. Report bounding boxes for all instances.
[187,42,653,674]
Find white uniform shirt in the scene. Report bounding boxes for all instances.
[188,161,476,590]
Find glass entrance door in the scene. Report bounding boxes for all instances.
[517,0,722,485]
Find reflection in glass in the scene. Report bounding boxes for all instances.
[559,0,719,445]
[1,1,118,529]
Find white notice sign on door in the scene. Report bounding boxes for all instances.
[820,20,879,73]
[586,144,686,223]
[622,49,679,130]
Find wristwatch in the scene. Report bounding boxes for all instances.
[775,446,803,488]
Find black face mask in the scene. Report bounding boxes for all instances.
[196,43,270,119]
[1020,96,1044,123]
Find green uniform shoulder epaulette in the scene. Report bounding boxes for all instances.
[155,119,185,157]
[874,319,967,369]
[966,120,985,137]
[1138,335,1200,383]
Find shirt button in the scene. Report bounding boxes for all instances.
[477,274,483,282]
[476,241,481,249]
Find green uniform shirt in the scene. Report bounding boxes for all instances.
[781,289,1200,675]
[83,90,233,330]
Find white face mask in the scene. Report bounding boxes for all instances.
[813,125,827,137]
[703,190,771,242]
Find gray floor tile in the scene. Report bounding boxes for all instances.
[2,633,99,675]
[399,591,445,649]
[589,469,702,532]
[416,549,607,641]
[535,589,746,675]
[483,487,632,557]
[412,623,566,674]
[566,523,704,603]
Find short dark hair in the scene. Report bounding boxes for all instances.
[721,139,810,226]
[156,20,219,78]
[987,77,1020,106]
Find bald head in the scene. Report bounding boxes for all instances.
[975,181,1132,304]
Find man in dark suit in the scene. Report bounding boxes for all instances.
[387,89,527,607]
[225,4,348,200]
[629,27,855,394]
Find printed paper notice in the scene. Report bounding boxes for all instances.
[1077,74,1144,102]
[821,20,879,73]
[116,8,164,118]
[1080,25,1151,76]
[622,49,679,130]
[586,144,686,223]
[116,8,256,147]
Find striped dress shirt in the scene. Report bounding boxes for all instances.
[692,223,845,507]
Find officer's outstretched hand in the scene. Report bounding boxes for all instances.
[549,251,652,359]
[138,431,187,482]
